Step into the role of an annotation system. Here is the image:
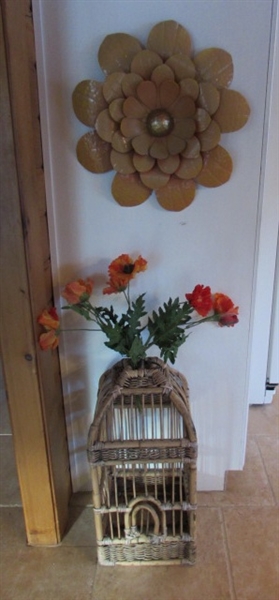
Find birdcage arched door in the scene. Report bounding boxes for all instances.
[124,497,166,541]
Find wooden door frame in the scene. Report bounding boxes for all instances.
[0,0,71,545]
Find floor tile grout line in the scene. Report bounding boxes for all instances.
[0,503,23,508]
[197,501,276,507]
[219,507,238,600]
[89,556,99,599]
[249,432,279,438]
[253,436,278,506]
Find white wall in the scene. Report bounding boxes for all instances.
[33,0,275,491]
[247,1,279,405]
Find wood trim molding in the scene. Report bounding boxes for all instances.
[0,0,71,545]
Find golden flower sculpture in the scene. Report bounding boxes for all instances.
[73,20,250,211]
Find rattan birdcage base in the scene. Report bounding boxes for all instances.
[97,539,196,566]
[88,358,198,567]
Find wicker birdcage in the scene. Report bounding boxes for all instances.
[87,357,197,566]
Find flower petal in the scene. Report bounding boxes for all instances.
[72,80,107,127]
[111,130,132,153]
[213,292,237,314]
[131,49,162,79]
[195,145,233,187]
[171,96,196,118]
[131,133,153,155]
[102,72,126,102]
[110,149,136,174]
[167,134,186,155]
[159,80,180,108]
[181,136,201,159]
[123,96,148,118]
[140,166,170,189]
[95,108,118,142]
[213,89,250,132]
[194,48,233,89]
[165,54,196,81]
[197,120,221,151]
[122,73,143,97]
[149,139,169,160]
[156,176,196,211]
[195,108,211,132]
[133,153,155,172]
[172,118,196,140]
[151,64,175,85]
[176,155,203,179]
[98,33,142,75]
[186,284,213,316]
[158,155,180,174]
[121,117,146,138]
[76,132,112,173]
[39,331,59,351]
[197,82,220,115]
[112,172,151,206]
[38,307,59,330]
[109,98,125,122]
[180,78,199,100]
[147,20,191,59]
[62,279,93,304]
[136,80,158,109]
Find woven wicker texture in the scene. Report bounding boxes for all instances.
[87,358,197,565]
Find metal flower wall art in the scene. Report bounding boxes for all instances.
[72,20,250,211]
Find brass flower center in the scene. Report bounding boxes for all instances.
[146,109,174,137]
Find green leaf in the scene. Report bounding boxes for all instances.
[127,336,147,368]
[95,294,148,364]
[147,297,192,363]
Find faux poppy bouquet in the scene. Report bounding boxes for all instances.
[38,253,239,368]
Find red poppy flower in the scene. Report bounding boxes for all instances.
[186,284,213,316]
[37,307,60,330]
[62,278,94,304]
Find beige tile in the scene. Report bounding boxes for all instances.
[223,506,279,600]
[198,438,275,507]
[0,545,97,600]
[248,392,279,437]
[0,544,23,600]
[256,435,279,503]
[92,507,234,600]
[62,506,96,547]
[0,507,26,546]
[0,436,22,505]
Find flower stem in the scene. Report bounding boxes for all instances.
[60,327,101,332]
[123,284,131,308]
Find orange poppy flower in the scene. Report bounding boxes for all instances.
[186,284,213,317]
[213,293,239,327]
[37,307,60,330]
[213,292,238,314]
[62,278,93,304]
[104,254,147,293]
[39,330,59,350]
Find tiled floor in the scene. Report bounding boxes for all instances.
[0,372,278,600]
